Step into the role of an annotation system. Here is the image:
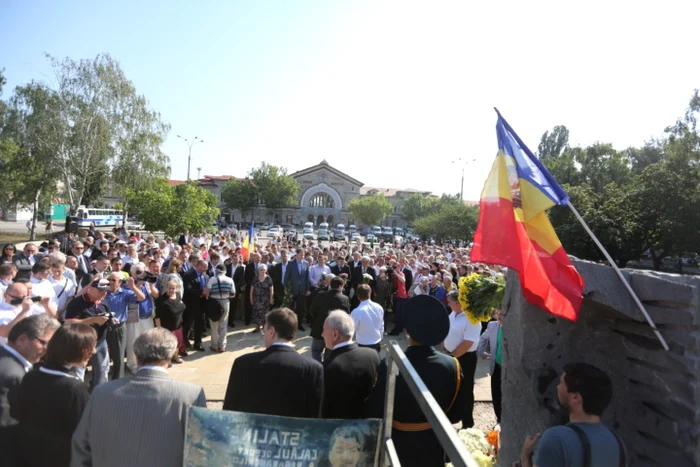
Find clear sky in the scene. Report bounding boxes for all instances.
[2,0,699,201]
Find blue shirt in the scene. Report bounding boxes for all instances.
[137,284,154,319]
[106,287,139,322]
[534,423,625,467]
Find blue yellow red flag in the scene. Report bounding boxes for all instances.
[241,222,255,261]
[470,110,584,321]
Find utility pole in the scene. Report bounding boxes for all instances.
[176,135,204,180]
[197,167,202,180]
[450,158,476,200]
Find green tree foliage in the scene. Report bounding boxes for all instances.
[413,203,479,243]
[538,125,570,158]
[248,162,299,210]
[348,194,394,226]
[221,178,258,222]
[127,179,218,237]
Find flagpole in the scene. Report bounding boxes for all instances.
[567,203,670,351]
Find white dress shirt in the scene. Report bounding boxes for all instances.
[351,299,384,345]
[309,264,331,288]
[30,276,56,302]
[444,311,481,353]
[332,340,354,350]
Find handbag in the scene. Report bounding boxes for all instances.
[205,276,225,322]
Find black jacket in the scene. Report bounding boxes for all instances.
[182,268,207,302]
[269,262,290,302]
[11,254,34,280]
[402,267,414,294]
[244,262,258,286]
[322,343,380,419]
[224,261,246,294]
[16,363,90,467]
[309,289,350,339]
[223,345,323,418]
[351,265,376,290]
[365,345,467,467]
[0,346,27,465]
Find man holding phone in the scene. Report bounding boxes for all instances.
[0,283,35,345]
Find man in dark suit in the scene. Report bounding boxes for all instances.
[225,252,245,327]
[321,310,379,419]
[182,259,209,351]
[283,248,310,330]
[71,328,206,467]
[330,255,351,294]
[309,276,349,363]
[399,258,414,295]
[178,230,189,246]
[270,249,290,308]
[69,241,90,282]
[243,252,261,325]
[0,315,60,463]
[223,308,323,418]
[90,240,110,261]
[366,295,468,467]
[350,256,376,309]
[12,243,39,280]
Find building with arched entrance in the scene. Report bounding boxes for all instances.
[197,160,433,228]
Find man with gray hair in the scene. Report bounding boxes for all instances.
[71,328,206,467]
[321,310,380,419]
[0,314,60,461]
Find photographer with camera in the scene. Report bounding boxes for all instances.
[0,283,35,344]
[65,279,118,388]
[104,272,146,380]
[125,263,159,374]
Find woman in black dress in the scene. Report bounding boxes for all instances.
[155,279,187,362]
[16,323,97,467]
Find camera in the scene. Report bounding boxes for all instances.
[10,296,42,306]
[141,271,158,283]
[98,311,117,327]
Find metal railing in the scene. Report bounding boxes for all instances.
[381,341,479,467]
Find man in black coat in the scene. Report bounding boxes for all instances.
[350,256,376,309]
[243,252,261,325]
[178,231,189,246]
[365,295,468,467]
[269,249,290,308]
[0,315,60,464]
[309,276,349,363]
[224,252,245,326]
[330,255,351,295]
[68,241,90,282]
[223,308,323,418]
[321,310,379,419]
[12,243,39,280]
[182,259,209,351]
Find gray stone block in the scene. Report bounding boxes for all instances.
[499,261,699,467]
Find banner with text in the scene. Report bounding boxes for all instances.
[184,407,382,467]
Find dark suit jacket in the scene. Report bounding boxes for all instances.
[178,234,188,246]
[330,264,351,294]
[0,346,28,465]
[309,289,350,338]
[70,253,90,280]
[11,254,33,280]
[365,345,467,467]
[284,259,310,296]
[244,261,258,287]
[402,267,414,294]
[322,343,380,419]
[223,345,323,418]
[270,262,290,303]
[225,262,245,294]
[182,269,207,303]
[351,265,376,290]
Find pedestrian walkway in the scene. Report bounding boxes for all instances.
[168,325,493,402]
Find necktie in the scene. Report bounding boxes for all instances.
[199,274,205,288]
[298,262,302,274]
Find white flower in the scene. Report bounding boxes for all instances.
[362,273,374,282]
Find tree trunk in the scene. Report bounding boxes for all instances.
[30,189,41,241]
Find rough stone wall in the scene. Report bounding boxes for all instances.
[499,259,699,466]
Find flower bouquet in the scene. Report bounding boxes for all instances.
[362,273,374,284]
[280,286,294,309]
[446,428,497,467]
[458,273,505,325]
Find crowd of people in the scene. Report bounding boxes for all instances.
[0,225,626,466]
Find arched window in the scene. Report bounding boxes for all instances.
[309,193,335,208]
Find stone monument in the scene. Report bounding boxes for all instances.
[499,259,699,466]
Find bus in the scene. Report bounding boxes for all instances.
[75,207,124,229]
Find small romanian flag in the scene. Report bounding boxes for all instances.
[471,110,584,321]
[241,222,255,261]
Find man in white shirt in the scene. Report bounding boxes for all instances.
[49,258,75,318]
[122,244,139,266]
[0,264,16,303]
[29,263,57,311]
[350,284,384,352]
[444,290,481,428]
[0,283,35,345]
[308,255,331,309]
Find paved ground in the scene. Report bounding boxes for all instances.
[168,323,493,403]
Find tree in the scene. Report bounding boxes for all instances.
[348,194,393,226]
[221,178,257,223]
[0,82,62,240]
[413,204,479,243]
[249,162,299,210]
[574,143,632,191]
[538,125,570,159]
[127,179,218,237]
[401,193,433,224]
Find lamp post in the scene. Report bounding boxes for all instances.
[176,135,204,180]
[450,158,476,201]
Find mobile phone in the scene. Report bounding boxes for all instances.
[31,296,42,302]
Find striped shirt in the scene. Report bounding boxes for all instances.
[206,274,235,300]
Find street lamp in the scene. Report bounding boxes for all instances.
[176,135,204,180]
[450,158,476,201]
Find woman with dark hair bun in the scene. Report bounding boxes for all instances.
[16,323,97,467]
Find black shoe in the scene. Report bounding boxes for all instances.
[298,325,306,331]
[193,344,205,351]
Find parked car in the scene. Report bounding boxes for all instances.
[366,233,376,242]
[361,226,371,236]
[349,224,357,234]
[382,227,394,241]
[303,228,315,240]
[268,225,282,237]
[372,226,382,237]
[333,228,346,240]
[351,232,362,242]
